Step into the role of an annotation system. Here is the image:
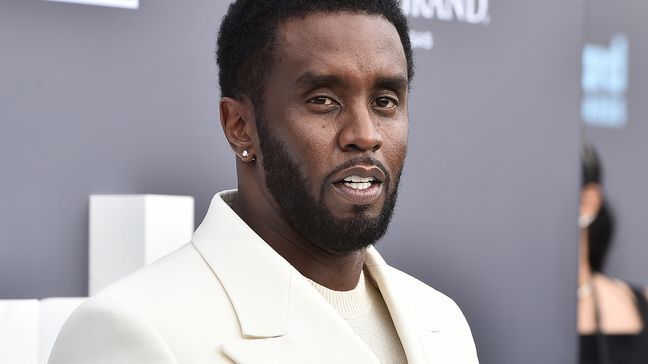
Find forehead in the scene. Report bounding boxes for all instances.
[272,12,408,84]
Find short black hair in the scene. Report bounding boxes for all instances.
[216,0,413,105]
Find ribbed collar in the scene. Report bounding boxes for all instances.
[306,270,381,320]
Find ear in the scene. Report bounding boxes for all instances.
[220,97,257,162]
[580,183,603,217]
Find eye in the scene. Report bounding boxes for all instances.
[305,95,340,114]
[307,96,336,106]
[372,96,399,109]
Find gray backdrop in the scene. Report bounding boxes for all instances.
[0,1,583,363]
[582,0,648,287]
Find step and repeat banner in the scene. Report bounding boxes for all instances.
[582,1,648,287]
[380,1,583,363]
[1,1,586,363]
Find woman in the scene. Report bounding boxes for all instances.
[578,144,648,364]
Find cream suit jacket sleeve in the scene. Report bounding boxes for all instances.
[49,190,479,364]
[48,294,179,364]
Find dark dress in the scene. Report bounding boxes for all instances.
[579,285,648,364]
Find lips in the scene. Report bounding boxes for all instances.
[331,165,386,184]
[330,164,387,205]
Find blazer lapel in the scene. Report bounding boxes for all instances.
[365,247,435,364]
[220,273,379,364]
[191,191,378,364]
[192,190,289,339]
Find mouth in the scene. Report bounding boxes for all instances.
[330,165,387,205]
[341,175,379,190]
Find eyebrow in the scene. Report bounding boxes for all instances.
[374,75,409,93]
[295,72,344,88]
[295,71,409,93]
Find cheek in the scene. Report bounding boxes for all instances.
[382,122,408,173]
[282,115,338,177]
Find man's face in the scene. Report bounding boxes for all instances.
[255,12,409,253]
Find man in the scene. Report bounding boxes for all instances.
[49,1,478,363]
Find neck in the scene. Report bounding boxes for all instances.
[234,167,366,291]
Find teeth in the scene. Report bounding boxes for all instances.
[343,175,375,183]
[344,182,372,190]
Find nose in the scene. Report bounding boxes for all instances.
[338,104,383,153]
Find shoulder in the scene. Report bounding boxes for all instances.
[367,248,467,316]
[594,274,638,303]
[590,274,646,333]
[381,265,479,362]
[50,243,239,363]
[86,242,237,327]
[94,242,239,307]
[384,265,466,315]
[48,291,179,364]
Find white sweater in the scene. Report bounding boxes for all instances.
[307,270,407,364]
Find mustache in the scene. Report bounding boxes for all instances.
[324,157,390,184]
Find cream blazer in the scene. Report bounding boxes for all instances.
[49,190,478,364]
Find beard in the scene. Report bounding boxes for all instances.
[256,116,402,254]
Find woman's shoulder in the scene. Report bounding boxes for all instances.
[591,274,644,334]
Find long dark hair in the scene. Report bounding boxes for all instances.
[581,144,615,273]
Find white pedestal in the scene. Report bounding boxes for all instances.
[39,298,85,364]
[0,300,39,364]
[89,195,194,295]
[43,0,139,10]
[0,298,87,364]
